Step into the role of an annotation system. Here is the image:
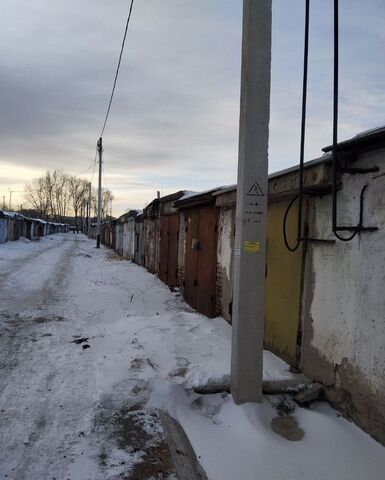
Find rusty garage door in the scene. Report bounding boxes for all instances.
[159,214,179,287]
[184,206,217,318]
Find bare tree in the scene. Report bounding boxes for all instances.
[24,170,109,227]
[52,170,71,222]
[102,189,114,220]
[24,170,71,222]
[68,177,88,230]
[24,176,49,219]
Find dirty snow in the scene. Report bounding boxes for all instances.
[0,234,384,479]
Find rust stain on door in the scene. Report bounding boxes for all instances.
[159,215,179,287]
[184,206,217,318]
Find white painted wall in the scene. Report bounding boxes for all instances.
[217,208,233,279]
[306,147,385,395]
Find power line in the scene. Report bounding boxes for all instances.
[102,163,109,191]
[74,156,97,178]
[96,0,134,244]
[90,149,98,184]
[100,0,135,137]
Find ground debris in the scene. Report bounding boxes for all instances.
[294,383,323,405]
[274,396,297,416]
[72,337,89,344]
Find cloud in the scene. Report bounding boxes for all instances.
[1,0,383,213]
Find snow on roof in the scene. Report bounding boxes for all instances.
[177,190,200,201]
[0,211,59,225]
[0,211,19,218]
[31,218,47,224]
[176,185,236,203]
[354,125,385,138]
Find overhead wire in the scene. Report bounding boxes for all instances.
[90,149,98,184]
[100,0,135,137]
[94,0,135,229]
[73,154,97,178]
[102,162,109,192]
[283,0,310,252]
[331,0,357,242]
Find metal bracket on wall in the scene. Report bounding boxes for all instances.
[339,166,379,175]
[331,0,378,241]
[332,181,378,239]
[301,237,336,243]
[302,186,332,196]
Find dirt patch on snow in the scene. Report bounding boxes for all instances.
[99,407,175,480]
[33,315,65,324]
[271,415,305,441]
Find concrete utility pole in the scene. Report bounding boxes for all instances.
[87,182,92,236]
[96,137,103,248]
[231,0,272,403]
[8,190,15,211]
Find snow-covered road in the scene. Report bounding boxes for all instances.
[0,234,227,479]
[0,234,384,480]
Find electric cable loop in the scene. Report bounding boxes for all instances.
[283,195,301,252]
[100,0,135,138]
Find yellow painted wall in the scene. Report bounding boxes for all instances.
[264,199,303,366]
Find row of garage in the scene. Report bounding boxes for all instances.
[0,211,69,244]
[99,127,385,444]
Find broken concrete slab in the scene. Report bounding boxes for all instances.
[110,407,175,479]
[109,406,207,480]
[158,410,208,480]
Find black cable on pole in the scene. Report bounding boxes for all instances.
[283,0,310,252]
[100,0,135,137]
[331,0,357,242]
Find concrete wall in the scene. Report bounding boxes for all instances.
[134,218,145,266]
[0,218,8,243]
[122,218,136,260]
[214,193,235,321]
[301,146,385,444]
[115,224,123,255]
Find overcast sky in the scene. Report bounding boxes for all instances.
[1,0,384,215]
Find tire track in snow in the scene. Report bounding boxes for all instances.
[0,236,85,479]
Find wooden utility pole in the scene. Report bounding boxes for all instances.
[96,137,103,248]
[231,0,272,403]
